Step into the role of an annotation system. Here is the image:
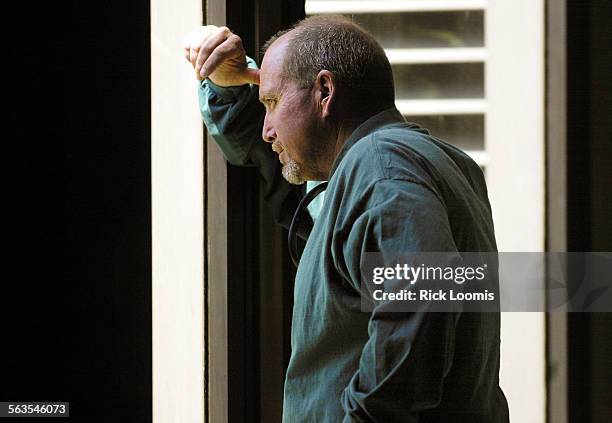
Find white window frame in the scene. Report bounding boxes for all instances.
[151,0,206,421]
[486,2,546,423]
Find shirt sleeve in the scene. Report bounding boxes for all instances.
[197,57,312,236]
[198,56,262,166]
[340,178,461,423]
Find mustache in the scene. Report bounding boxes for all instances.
[271,141,283,154]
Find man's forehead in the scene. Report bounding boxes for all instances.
[261,35,291,76]
[259,36,290,95]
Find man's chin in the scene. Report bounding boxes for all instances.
[281,160,306,185]
[282,172,306,185]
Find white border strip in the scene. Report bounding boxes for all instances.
[396,98,487,115]
[306,0,488,14]
[386,48,487,64]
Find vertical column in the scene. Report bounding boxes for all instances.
[486,1,546,422]
[205,2,229,423]
[151,0,205,421]
[546,0,568,421]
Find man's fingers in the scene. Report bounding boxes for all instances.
[182,33,193,62]
[182,26,219,66]
[183,28,203,63]
[190,44,201,68]
[190,28,214,67]
[182,25,249,85]
[183,43,191,62]
[199,35,244,79]
[194,27,232,77]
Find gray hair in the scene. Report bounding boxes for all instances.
[263,15,395,111]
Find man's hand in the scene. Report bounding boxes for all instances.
[183,25,260,87]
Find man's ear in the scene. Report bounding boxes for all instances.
[314,70,335,119]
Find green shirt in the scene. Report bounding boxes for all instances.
[200,78,509,423]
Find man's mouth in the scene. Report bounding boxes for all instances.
[271,142,283,154]
[271,142,286,163]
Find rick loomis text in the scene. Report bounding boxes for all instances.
[371,263,495,302]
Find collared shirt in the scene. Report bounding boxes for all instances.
[200,79,509,423]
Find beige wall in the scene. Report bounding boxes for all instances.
[151,1,205,422]
[486,1,546,422]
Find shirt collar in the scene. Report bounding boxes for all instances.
[328,107,407,179]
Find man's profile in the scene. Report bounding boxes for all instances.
[184,16,510,422]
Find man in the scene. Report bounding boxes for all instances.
[184,16,510,422]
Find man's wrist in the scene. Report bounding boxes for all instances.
[202,55,258,99]
[202,78,249,99]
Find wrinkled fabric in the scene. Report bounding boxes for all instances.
[200,78,509,422]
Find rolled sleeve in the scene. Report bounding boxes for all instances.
[198,56,261,166]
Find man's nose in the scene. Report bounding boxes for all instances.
[262,113,276,143]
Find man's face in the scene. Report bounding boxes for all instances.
[258,37,326,184]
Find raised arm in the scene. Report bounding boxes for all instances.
[183,26,312,236]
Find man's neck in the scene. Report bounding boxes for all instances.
[319,122,357,180]
[331,108,385,164]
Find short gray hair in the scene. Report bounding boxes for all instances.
[263,16,395,110]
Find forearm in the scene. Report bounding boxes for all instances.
[199,74,261,166]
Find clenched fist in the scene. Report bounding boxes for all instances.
[183,25,260,87]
